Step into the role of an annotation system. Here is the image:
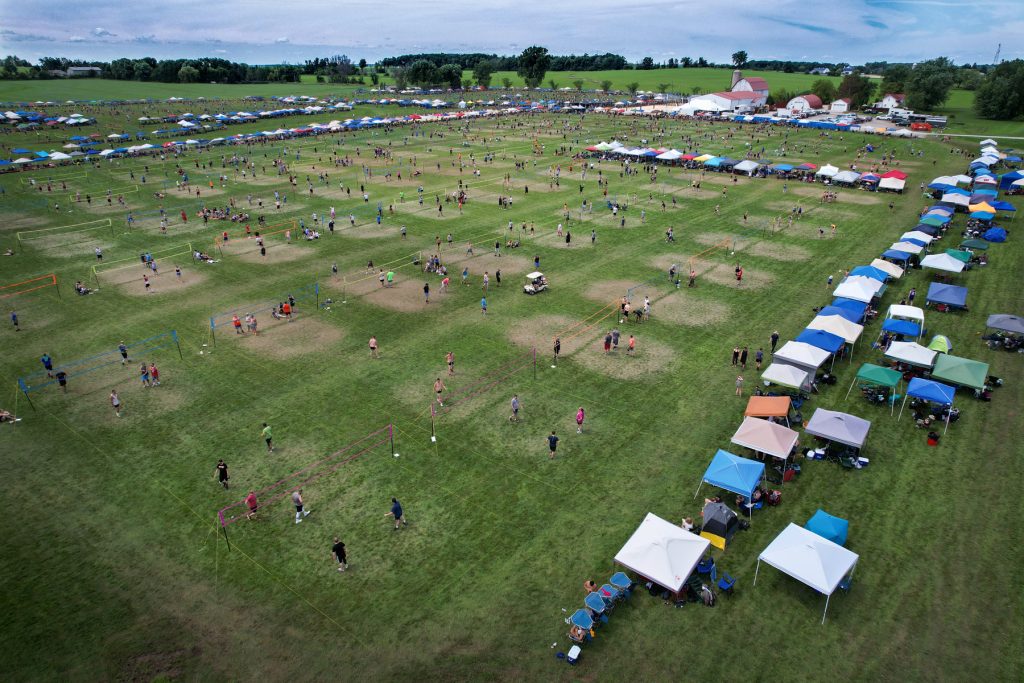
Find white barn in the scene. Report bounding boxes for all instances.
[830,98,852,113]
[786,94,823,113]
[878,93,906,110]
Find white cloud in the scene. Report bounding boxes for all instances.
[93,27,117,38]
[67,35,86,42]
[274,36,289,43]
[214,49,228,54]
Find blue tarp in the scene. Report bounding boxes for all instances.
[701,449,764,500]
[882,318,921,337]
[805,509,849,546]
[818,305,862,324]
[926,282,968,308]
[849,265,888,282]
[882,249,912,262]
[907,377,956,405]
[796,328,846,353]
[983,227,1007,242]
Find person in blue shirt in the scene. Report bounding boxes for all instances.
[40,352,53,377]
[11,310,19,332]
[384,497,407,530]
[480,297,487,315]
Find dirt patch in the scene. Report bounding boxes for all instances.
[236,316,345,359]
[787,185,883,204]
[341,225,402,239]
[574,336,677,379]
[116,268,209,296]
[230,243,315,264]
[652,183,719,200]
[650,254,774,290]
[653,291,733,327]
[582,280,641,305]
[362,277,442,312]
[506,314,598,356]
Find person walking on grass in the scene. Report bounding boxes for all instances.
[434,377,446,407]
[262,422,274,453]
[553,337,561,365]
[55,369,68,393]
[547,430,559,459]
[509,394,521,423]
[384,497,407,530]
[369,336,379,358]
[41,352,54,377]
[604,331,612,353]
[332,537,348,572]
[110,389,122,417]
[755,348,764,371]
[576,407,586,434]
[10,310,19,332]
[740,346,748,370]
[119,341,130,365]
[292,489,310,524]
[446,351,455,376]
[731,346,740,366]
[480,296,487,315]
[139,363,151,388]
[215,459,229,490]
[735,375,744,396]
[245,490,259,520]
[423,282,430,304]
[770,331,780,354]
[628,335,636,355]
[482,272,490,293]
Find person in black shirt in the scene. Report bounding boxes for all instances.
[553,337,561,366]
[332,537,348,572]
[55,370,68,394]
[547,431,559,460]
[214,459,229,489]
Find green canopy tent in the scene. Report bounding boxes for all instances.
[945,249,972,263]
[959,239,988,251]
[931,355,990,391]
[845,363,903,415]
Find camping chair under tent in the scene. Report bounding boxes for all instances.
[845,363,903,415]
[899,377,957,434]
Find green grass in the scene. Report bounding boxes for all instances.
[0,77,366,103]
[937,89,1024,138]
[1,104,1022,681]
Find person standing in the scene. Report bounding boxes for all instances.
[547,430,559,459]
[482,272,490,292]
[332,537,348,572]
[553,337,561,365]
[434,377,446,407]
[731,346,740,366]
[110,389,123,417]
[423,282,430,304]
[245,490,259,520]
[628,335,636,355]
[55,369,68,393]
[480,296,487,315]
[735,375,744,396]
[908,287,917,305]
[591,229,596,245]
[740,346,748,370]
[770,331,780,354]
[755,348,764,371]
[118,341,130,365]
[603,331,612,353]
[261,422,274,453]
[292,489,310,524]
[10,310,19,332]
[611,328,620,350]
[509,394,521,423]
[384,497,407,530]
[139,363,151,388]
[40,352,54,377]
[149,363,160,386]
[215,459,230,489]
[576,407,586,434]
[369,336,379,358]
[446,351,455,376]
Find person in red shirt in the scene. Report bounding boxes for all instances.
[180,210,187,223]
[149,362,160,387]
[232,315,243,334]
[245,491,259,519]
[282,302,292,321]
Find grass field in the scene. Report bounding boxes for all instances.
[1,102,1022,681]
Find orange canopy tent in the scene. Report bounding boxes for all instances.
[744,396,793,426]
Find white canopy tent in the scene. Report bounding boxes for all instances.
[870,259,904,279]
[613,512,710,594]
[816,164,839,178]
[655,149,682,160]
[900,231,934,244]
[890,241,924,255]
[761,363,812,391]
[833,170,861,184]
[774,341,832,373]
[730,416,799,461]
[887,304,925,326]
[806,315,864,345]
[885,341,937,368]
[879,177,906,191]
[734,159,760,175]
[755,523,859,624]
[920,253,966,273]
[832,279,880,304]
[941,193,970,207]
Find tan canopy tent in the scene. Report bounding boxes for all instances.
[730,416,799,462]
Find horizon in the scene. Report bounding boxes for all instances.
[2,0,1022,66]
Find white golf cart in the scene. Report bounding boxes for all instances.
[524,271,548,295]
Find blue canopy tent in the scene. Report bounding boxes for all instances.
[902,237,929,247]
[694,449,765,502]
[912,224,942,237]
[970,212,994,221]
[926,282,968,309]
[818,305,862,324]
[999,170,1024,189]
[796,328,846,360]
[983,227,1007,242]
[882,249,912,262]
[805,510,849,546]
[849,265,888,282]
[882,318,921,338]
[831,298,868,321]
[900,377,957,433]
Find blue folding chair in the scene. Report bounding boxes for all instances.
[598,584,620,610]
[569,609,594,643]
[838,575,853,592]
[697,557,715,575]
[609,571,633,599]
[712,566,737,596]
[584,592,609,623]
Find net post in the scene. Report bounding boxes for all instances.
[218,512,232,551]
[53,275,61,299]
[316,281,320,309]
[172,330,183,360]
[209,317,216,346]
[533,346,537,380]
[389,422,396,456]
[18,378,35,411]
[92,265,100,288]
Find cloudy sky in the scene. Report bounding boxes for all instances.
[1,0,1021,65]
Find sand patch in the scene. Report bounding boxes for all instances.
[230,243,315,264]
[582,280,642,305]
[650,254,774,289]
[506,314,597,356]
[116,268,209,296]
[653,291,733,327]
[574,337,676,379]
[362,277,446,312]
[236,316,345,359]
[341,225,401,239]
[692,232,811,262]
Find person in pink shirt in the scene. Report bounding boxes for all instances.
[576,407,585,434]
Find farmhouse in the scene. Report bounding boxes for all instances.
[830,98,852,113]
[878,93,906,109]
[702,70,769,112]
[808,67,831,75]
[786,94,822,113]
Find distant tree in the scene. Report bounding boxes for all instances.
[974,59,1024,119]
[627,82,640,96]
[573,79,584,92]
[177,65,200,83]
[132,60,153,81]
[548,78,558,90]
[667,58,678,69]
[600,79,612,92]
[640,57,655,70]
[905,57,957,110]
[696,57,709,67]
[680,57,693,68]
[955,68,983,91]
[473,59,494,88]
[370,72,379,86]
[769,89,794,107]
[408,59,439,87]
[836,74,876,108]
[879,63,912,96]
[811,78,837,103]
[358,58,367,71]
[658,83,671,93]
[516,46,550,88]
[392,66,409,89]
[462,77,473,90]
[437,63,463,89]
[731,51,748,68]
[501,76,512,89]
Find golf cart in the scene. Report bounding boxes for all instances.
[524,272,548,295]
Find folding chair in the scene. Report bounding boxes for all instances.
[711,566,737,596]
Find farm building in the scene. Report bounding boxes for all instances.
[786,94,823,113]
[808,67,831,75]
[701,90,761,112]
[830,98,852,113]
[878,93,906,109]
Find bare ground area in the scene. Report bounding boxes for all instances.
[235,316,345,359]
[650,254,775,290]
[574,336,677,379]
[693,232,812,262]
[115,268,209,296]
[229,242,316,265]
[506,314,597,356]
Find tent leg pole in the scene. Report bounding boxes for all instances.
[753,559,760,586]
[823,593,830,625]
